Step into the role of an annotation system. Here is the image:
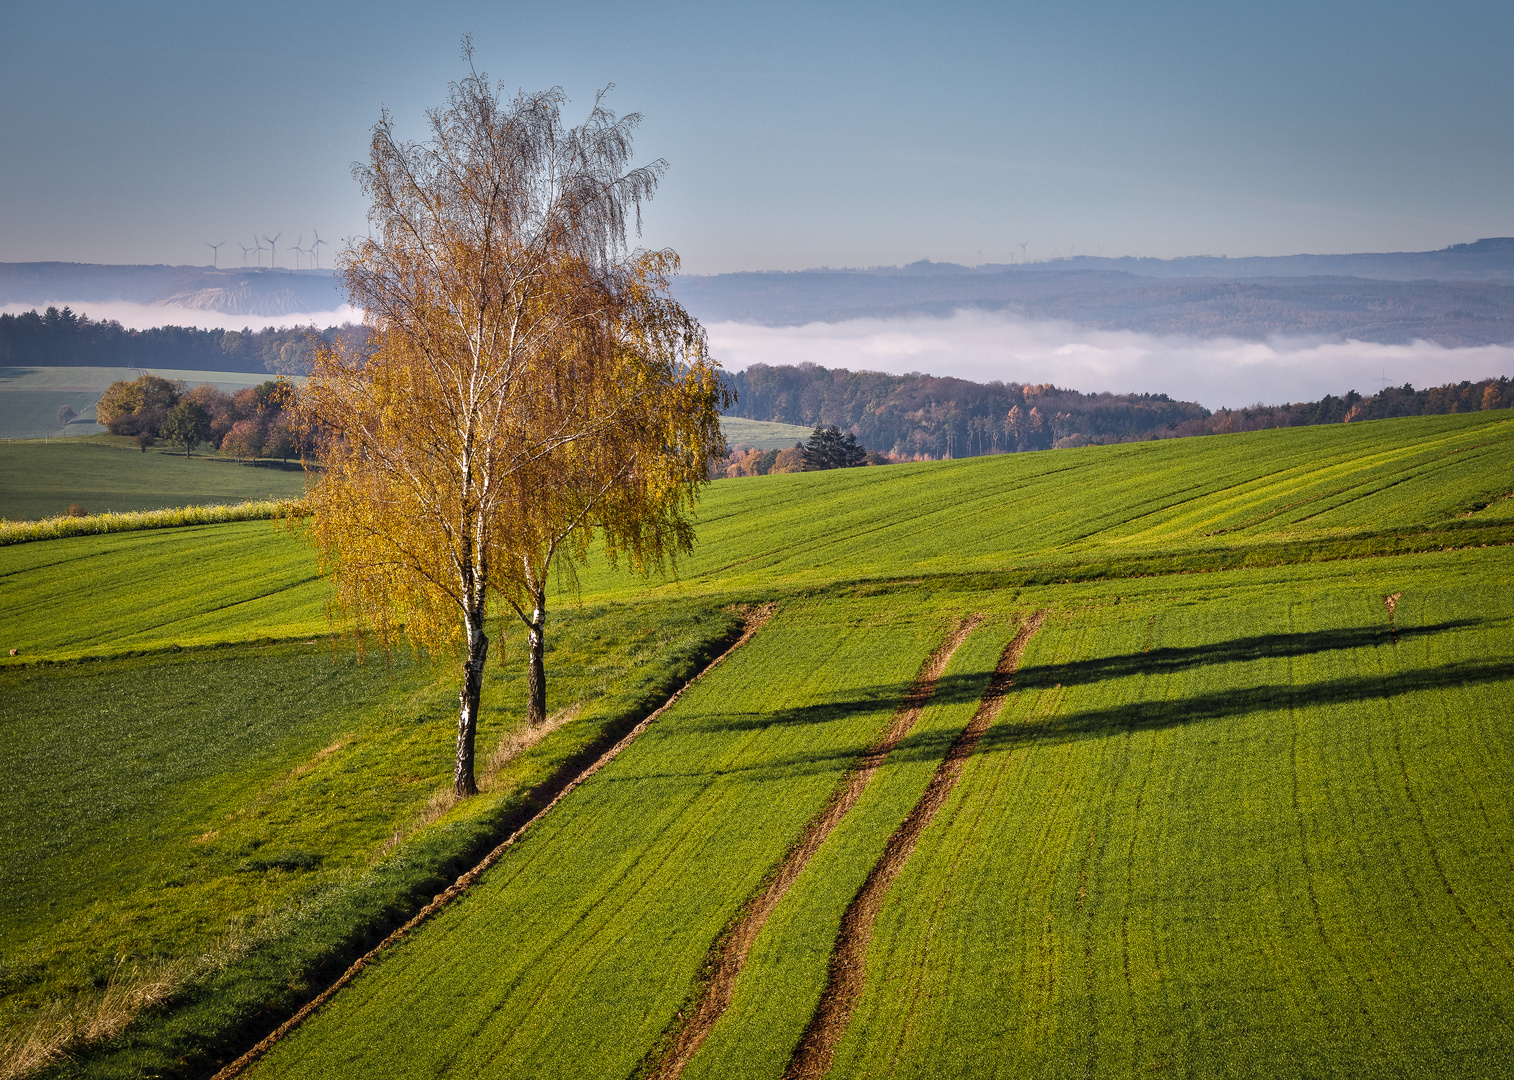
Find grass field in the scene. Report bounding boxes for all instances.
[718,417,815,450]
[0,441,307,522]
[1,598,742,1075]
[6,412,1508,664]
[824,567,1514,1079]
[2,410,1511,1079]
[0,368,138,439]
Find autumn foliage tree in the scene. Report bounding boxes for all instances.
[298,50,727,796]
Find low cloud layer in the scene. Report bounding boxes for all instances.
[0,300,361,334]
[9,301,1512,411]
[705,310,1514,410]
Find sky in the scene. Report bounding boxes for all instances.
[3,0,1512,274]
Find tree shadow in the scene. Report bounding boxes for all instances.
[976,656,1513,756]
[1012,619,1482,692]
[610,617,1501,785]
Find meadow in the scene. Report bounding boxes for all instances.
[0,440,307,522]
[716,417,814,450]
[0,410,1509,1079]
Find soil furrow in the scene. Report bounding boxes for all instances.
[783,611,1045,1080]
[638,613,984,1080]
[208,603,777,1080]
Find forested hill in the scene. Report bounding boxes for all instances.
[722,362,1514,459]
[0,305,361,373]
[723,364,1209,457]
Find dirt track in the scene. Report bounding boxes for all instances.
[784,611,1044,1080]
[640,615,983,1080]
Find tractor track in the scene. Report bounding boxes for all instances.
[784,611,1044,1080]
[638,614,985,1080]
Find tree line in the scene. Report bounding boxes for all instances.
[720,363,1514,463]
[722,363,1209,458]
[95,373,304,460]
[1164,378,1514,437]
[0,305,367,375]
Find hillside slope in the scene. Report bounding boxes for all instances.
[4,411,1510,1080]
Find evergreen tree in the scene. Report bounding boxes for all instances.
[802,425,868,470]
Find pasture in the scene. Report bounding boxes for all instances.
[717,417,814,450]
[0,441,307,522]
[0,409,1509,1079]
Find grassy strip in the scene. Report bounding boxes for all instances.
[32,607,744,1080]
[0,500,304,546]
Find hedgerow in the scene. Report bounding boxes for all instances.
[0,499,304,546]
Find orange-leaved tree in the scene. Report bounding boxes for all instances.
[297,50,728,796]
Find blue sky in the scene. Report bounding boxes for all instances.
[3,0,1510,272]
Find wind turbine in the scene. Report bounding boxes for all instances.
[263,232,282,269]
[290,234,305,269]
[205,241,225,268]
[310,229,327,269]
[253,236,266,268]
[1018,241,1029,264]
[239,242,254,267]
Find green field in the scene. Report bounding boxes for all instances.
[1,598,742,1076]
[718,417,815,450]
[233,552,1512,1080]
[0,366,133,439]
[0,410,1510,1079]
[0,366,804,458]
[828,569,1514,1079]
[0,441,307,522]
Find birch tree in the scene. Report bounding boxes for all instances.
[297,50,728,796]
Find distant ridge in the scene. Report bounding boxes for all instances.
[695,238,1514,284]
[674,239,1514,344]
[7,241,1514,345]
[0,263,345,317]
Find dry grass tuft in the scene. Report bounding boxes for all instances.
[0,955,197,1080]
[480,704,581,790]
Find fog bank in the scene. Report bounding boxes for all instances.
[705,310,1514,411]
